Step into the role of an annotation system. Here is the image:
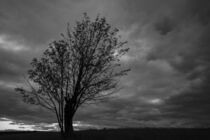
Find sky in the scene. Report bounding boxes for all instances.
[0,0,210,131]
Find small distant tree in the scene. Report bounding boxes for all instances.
[15,13,130,136]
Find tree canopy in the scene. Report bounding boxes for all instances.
[15,13,130,135]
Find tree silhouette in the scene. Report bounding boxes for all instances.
[15,13,130,136]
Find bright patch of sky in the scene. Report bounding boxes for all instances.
[0,117,99,131]
[0,35,29,52]
[0,118,35,131]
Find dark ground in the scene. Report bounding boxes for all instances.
[0,128,210,140]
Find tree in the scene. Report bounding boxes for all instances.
[15,13,130,136]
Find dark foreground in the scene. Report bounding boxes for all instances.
[0,128,210,140]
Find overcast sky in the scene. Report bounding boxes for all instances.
[0,0,210,131]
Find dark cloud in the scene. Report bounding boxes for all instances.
[0,0,65,45]
[154,17,175,35]
[162,76,210,127]
[0,87,56,123]
[75,95,167,128]
[145,0,210,127]
[187,0,210,25]
[0,49,28,81]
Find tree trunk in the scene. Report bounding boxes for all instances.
[64,101,74,137]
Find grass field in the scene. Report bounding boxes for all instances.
[0,128,210,140]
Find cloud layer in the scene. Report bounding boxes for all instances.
[0,0,210,129]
